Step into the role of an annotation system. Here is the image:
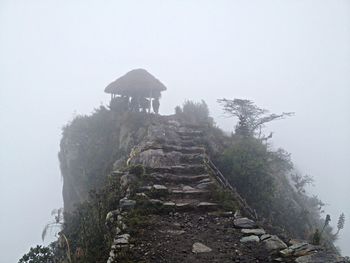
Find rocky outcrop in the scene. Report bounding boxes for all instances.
[59,111,150,212]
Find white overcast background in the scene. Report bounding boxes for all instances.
[0,1,349,262]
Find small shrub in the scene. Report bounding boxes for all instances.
[209,184,238,211]
[175,100,213,125]
[312,229,321,245]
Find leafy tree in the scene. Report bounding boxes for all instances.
[18,245,55,263]
[217,98,293,137]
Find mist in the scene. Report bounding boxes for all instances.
[0,1,349,262]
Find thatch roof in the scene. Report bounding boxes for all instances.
[104,69,167,98]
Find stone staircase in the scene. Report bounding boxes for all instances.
[106,118,347,263]
[126,120,235,213]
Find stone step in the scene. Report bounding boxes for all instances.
[145,165,207,175]
[162,145,205,154]
[164,199,220,212]
[179,123,206,129]
[137,185,169,199]
[149,173,211,184]
[176,130,203,136]
[141,144,205,154]
[131,149,205,167]
[169,187,210,199]
[139,185,210,195]
[195,181,216,190]
[165,139,201,147]
[179,154,205,164]
[178,135,202,141]
[196,202,220,211]
[135,197,219,212]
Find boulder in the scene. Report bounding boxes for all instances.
[233,217,257,229]
[192,242,212,253]
[260,234,272,241]
[241,228,266,236]
[280,242,318,257]
[240,235,260,243]
[295,252,346,263]
[106,209,120,223]
[262,235,287,251]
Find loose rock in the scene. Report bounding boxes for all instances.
[241,228,265,236]
[240,235,260,243]
[233,217,257,229]
[192,242,212,253]
[295,252,346,263]
[280,242,318,257]
[262,235,287,251]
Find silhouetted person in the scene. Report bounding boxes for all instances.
[130,96,139,112]
[140,97,150,112]
[152,98,160,114]
[122,96,130,111]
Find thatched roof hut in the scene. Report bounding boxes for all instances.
[104,69,167,99]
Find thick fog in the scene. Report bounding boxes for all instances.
[0,1,349,262]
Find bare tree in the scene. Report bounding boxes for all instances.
[217,98,294,138]
[42,208,72,263]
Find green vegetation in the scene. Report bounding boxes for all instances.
[217,137,275,213]
[336,213,346,236]
[312,229,321,245]
[209,184,238,211]
[175,100,213,125]
[62,172,122,263]
[18,245,55,263]
[215,98,342,243]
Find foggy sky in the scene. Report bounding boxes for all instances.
[0,1,349,262]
